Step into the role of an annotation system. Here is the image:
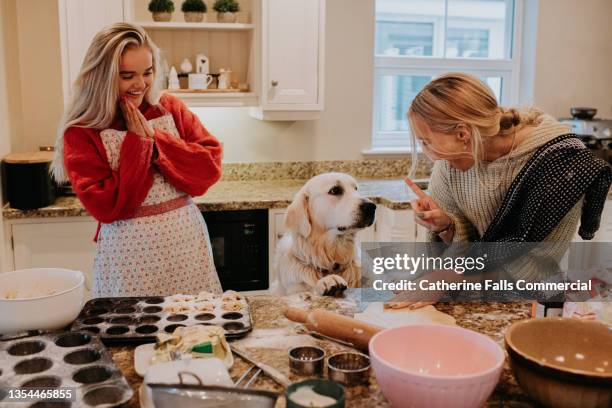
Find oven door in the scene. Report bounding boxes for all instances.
[201,209,269,291]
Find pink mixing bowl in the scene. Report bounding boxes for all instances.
[369,325,505,408]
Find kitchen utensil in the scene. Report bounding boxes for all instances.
[288,346,326,376]
[284,307,382,351]
[570,107,597,120]
[2,151,56,210]
[327,352,370,386]
[369,325,504,408]
[505,317,611,408]
[0,331,133,407]
[0,268,85,334]
[147,357,279,407]
[285,379,345,408]
[70,295,252,345]
[304,329,355,348]
[230,345,291,387]
[140,358,234,408]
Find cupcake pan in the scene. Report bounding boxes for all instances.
[0,331,133,407]
[70,296,252,345]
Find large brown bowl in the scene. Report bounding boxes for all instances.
[505,317,611,408]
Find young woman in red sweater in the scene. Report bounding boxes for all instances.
[51,23,222,297]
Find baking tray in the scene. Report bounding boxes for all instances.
[70,295,252,346]
[0,331,133,407]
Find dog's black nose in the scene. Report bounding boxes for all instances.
[360,201,377,217]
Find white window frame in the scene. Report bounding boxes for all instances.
[367,0,525,154]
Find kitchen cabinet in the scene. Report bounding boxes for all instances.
[4,217,97,298]
[250,0,325,120]
[374,207,418,242]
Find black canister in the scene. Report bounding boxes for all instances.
[3,151,56,210]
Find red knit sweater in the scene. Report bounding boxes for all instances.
[64,93,222,224]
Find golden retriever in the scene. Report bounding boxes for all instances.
[273,173,376,296]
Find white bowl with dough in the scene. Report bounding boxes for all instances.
[0,268,85,334]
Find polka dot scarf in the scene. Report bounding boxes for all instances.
[480,134,612,242]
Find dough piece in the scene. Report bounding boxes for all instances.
[195,302,215,312]
[196,291,217,302]
[168,294,195,302]
[354,303,456,328]
[221,301,243,312]
[222,290,243,302]
[164,302,193,313]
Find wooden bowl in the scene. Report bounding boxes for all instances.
[505,318,612,408]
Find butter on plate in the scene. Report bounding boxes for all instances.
[151,325,233,368]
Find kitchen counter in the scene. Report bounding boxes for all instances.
[2,178,422,219]
[110,296,535,407]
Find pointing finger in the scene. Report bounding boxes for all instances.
[405,177,427,199]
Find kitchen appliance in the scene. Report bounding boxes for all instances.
[559,108,612,164]
[201,210,269,291]
[2,151,56,210]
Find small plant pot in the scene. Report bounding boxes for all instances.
[184,12,205,22]
[152,12,172,22]
[217,12,237,23]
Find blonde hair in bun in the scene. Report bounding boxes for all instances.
[407,72,543,175]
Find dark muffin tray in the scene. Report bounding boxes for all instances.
[0,331,133,407]
[70,296,252,345]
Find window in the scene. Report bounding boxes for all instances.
[370,0,521,152]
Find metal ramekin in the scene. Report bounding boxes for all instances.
[288,346,326,376]
[327,351,370,386]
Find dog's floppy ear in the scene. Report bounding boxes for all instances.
[285,189,311,237]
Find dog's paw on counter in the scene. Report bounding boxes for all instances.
[315,275,348,297]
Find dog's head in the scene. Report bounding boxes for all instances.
[285,172,377,237]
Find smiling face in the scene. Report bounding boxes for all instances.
[117,45,154,108]
[285,173,377,238]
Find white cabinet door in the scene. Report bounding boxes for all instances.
[11,219,98,298]
[268,209,288,282]
[264,0,321,106]
[252,0,325,119]
[59,0,125,104]
[374,207,417,242]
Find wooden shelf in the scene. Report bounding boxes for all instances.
[170,88,250,93]
[163,90,258,107]
[136,21,255,31]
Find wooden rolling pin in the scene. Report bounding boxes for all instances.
[284,307,383,351]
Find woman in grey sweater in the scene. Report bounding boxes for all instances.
[386,73,611,309]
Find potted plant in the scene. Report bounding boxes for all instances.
[148,0,175,22]
[182,0,207,23]
[213,0,240,23]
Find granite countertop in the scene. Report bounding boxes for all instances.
[110,296,535,408]
[2,178,422,220]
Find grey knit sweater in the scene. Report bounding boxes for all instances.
[428,115,581,280]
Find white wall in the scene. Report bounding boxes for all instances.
[533,0,612,119]
[192,0,376,163]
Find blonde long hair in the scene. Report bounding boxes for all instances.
[51,23,162,182]
[407,72,543,175]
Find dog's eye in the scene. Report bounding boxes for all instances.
[328,186,343,196]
